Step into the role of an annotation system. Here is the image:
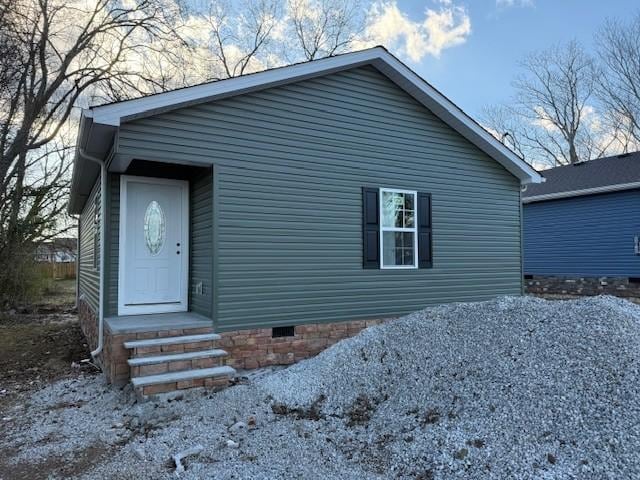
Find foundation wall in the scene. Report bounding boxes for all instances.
[77,298,103,367]
[525,275,640,299]
[218,319,387,370]
[77,300,388,389]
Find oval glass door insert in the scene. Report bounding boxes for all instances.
[144,200,165,255]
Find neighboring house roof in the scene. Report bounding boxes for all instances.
[69,46,542,214]
[35,238,77,262]
[50,237,78,251]
[522,152,640,203]
[36,238,77,253]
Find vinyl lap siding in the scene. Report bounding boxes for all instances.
[78,180,100,312]
[189,172,213,317]
[106,173,120,316]
[117,66,522,331]
[523,190,640,276]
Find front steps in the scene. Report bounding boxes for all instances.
[123,331,236,397]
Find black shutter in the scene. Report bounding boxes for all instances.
[417,192,432,268]
[362,187,380,269]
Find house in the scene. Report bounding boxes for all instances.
[523,152,640,297]
[35,237,77,263]
[68,47,542,397]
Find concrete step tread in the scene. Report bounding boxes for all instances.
[127,349,228,367]
[131,366,236,388]
[123,333,221,349]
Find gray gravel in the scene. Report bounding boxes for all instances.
[2,295,640,479]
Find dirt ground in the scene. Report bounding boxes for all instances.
[0,279,95,408]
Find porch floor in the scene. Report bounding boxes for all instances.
[104,311,213,334]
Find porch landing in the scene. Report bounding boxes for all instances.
[105,312,213,334]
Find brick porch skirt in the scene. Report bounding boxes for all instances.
[77,298,387,386]
[77,298,102,366]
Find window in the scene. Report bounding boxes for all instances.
[144,200,166,255]
[362,187,431,270]
[379,188,417,269]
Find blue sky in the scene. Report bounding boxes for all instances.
[399,0,638,117]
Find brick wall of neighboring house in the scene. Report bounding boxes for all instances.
[525,275,640,299]
[218,319,388,370]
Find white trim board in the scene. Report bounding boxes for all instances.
[522,181,640,203]
[83,47,542,185]
[118,175,190,316]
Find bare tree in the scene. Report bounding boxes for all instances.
[0,0,176,303]
[288,0,365,61]
[597,14,640,148]
[182,0,366,82]
[197,0,282,79]
[484,41,618,167]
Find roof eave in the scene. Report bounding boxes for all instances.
[523,181,640,203]
[67,111,94,215]
[68,110,117,214]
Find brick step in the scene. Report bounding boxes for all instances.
[132,366,236,395]
[127,349,228,367]
[123,333,221,349]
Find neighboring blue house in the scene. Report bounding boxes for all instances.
[523,152,640,296]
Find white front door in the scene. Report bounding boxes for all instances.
[118,176,189,315]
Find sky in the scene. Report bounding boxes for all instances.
[391,0,639,118]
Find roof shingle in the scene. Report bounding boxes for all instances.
[523,152,640,201]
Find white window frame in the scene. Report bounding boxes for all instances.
[379,188,418,270]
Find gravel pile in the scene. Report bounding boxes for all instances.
[2,295,640,479]
[261,295,640,478]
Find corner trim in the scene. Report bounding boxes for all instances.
[211,165,220,331]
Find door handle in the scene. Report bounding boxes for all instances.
[176,251,180,255]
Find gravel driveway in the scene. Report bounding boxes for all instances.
[1,295,639,479]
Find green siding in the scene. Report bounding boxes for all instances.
[189,172,213,317]
[78,179,100,312]
[105,173,120,316]
[117,66,522,331]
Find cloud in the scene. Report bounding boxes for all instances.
[496,0,534,7]
[363,1,471,62]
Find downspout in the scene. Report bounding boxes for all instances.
[80,148,107,358]
[520,182,532,296]
[74,217,80,308]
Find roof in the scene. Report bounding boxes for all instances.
[38,238,77,251]
[523,152,640,203]
[69,46,542,214]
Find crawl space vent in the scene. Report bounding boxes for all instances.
[272,326,295,338]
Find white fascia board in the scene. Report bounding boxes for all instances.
[88,46,543,185]
[523,181,640,203]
